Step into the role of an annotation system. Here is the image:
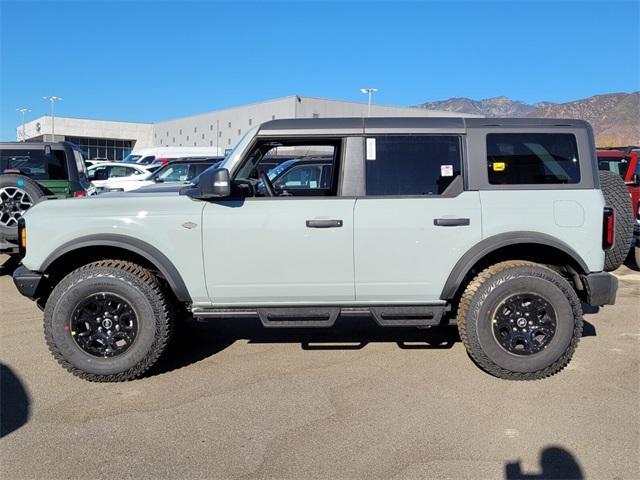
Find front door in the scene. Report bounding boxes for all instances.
[202,138,355,305]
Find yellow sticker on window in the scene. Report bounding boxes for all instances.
[492,162,506,172]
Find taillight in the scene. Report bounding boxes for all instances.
[73,191,87,198]
[602,207,615,250]
[17,217,26,258]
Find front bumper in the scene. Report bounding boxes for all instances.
[12,265,43,300]
[582,272,618,306]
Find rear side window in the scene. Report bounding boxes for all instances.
[365,136,462,196]
[0,149,68,180]
[487,133,580,184]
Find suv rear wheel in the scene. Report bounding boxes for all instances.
[44,260,174,382]
[457,261,583,380]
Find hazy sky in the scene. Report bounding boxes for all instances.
[1,0,639,140]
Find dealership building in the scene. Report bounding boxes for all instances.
[17,95,480,161]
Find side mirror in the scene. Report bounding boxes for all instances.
[94,169,109,181]
[626,173,640,186]
[187,167,231,199]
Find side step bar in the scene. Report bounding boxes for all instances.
[192,305,446,328]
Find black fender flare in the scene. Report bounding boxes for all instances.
[41,234,191,302]
[440,231,590,300]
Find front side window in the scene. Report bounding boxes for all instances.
[365,136,462,196]
[235,140,339,197]
[156,164,190,182]
[487,133,580,184]
[109,166,135,177]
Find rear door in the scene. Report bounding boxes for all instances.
[354,134,482,303]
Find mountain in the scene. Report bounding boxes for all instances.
[416,92,640,146]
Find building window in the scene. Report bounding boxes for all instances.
[154,133,157,138]
[237,129,241,135]
[228,138,231,145]
[219,131,222,137]
[210,140,213,146]
[160,139,163,144]
[194,127,197,133]
[194,142,196,146]
[166,131,168,137]
[172,137,175,143]
[202,133,205,140]
[210,124,213,131]
[249,118,252,126]
[312,113,320,118]
[186,135,189,141]
[272,115,276,120]
[179,129,182,135]
[228,122,231,128]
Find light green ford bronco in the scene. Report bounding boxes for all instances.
[13,117,627,382]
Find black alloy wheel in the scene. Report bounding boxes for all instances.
[70,293,138,357]
[491,293,557,355]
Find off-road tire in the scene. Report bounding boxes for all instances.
[44,260,174,382]
[599,170,633,271]
[0,174,45,241]
[457,261,583,380]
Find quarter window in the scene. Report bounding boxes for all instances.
[365,136,462,196]
[487,133,580,184]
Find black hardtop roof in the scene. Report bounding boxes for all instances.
[257,117,591,133]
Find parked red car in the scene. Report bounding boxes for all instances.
[597,147,640,267]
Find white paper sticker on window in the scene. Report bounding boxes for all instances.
[441,164,453,177]
[366,138,376,160]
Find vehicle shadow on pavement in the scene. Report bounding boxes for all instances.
[505,445,584,479]
[149,316,599,377]
[0,363,31,438]
[149,316,461,377]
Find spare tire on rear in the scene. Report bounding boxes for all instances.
[0,174,45,241]
[599,170,633,271]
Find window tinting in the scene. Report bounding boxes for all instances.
[365,136,462,196]
[487,133,580,184]
[0,149,68,180]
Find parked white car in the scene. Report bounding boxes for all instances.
[87,162,157,192]
[123,146,224,166]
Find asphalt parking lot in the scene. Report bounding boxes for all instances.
[1,255,638,480]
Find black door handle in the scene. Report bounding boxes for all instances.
[433,218,470,227]
[306,219,343,228]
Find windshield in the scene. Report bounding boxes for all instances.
[267,159,296,180]
[123,154,142,163]
[193,127,259,185]
[219,126,259,172]
[598,155,630,180]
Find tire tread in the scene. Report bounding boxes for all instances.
[44,259,174,382]
[457,260,583,380]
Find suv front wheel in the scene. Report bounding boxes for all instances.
[44,260,174,382]
[457,261,583,380]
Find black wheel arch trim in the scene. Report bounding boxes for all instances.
[40,234,192,302]
[440,231,590,300]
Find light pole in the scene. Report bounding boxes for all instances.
[16,108,31,142]
[43,96,62,141]
[360,88,378,117]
